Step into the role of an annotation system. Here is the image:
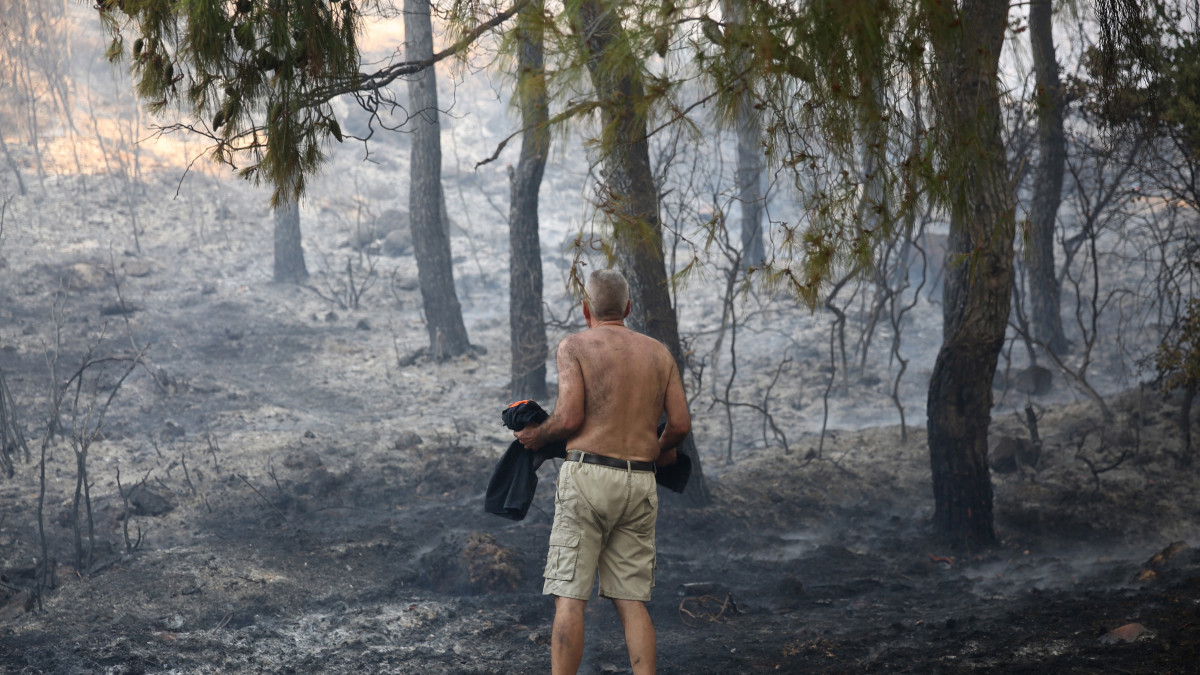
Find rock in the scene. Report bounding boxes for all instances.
[0,591,33,622]
[392,431,423,450]
[1015,365,1053,395]
[382,228,412,257]
[528,627,551,646]
[122,259,157,278]
[1099,622,1151,644]
[100,301,142,316]
[64,262,107,291]
[283,449,323,471]
[392,275,419,291]
[128,484,174,516]
[351,209,408,251]
[349,226,381,251]
[161,420,186,441]
[779,574,805,597]
[990,436,1038,474]
[378,208,409,235]
[294,467,347,496]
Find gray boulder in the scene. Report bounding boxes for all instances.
[990,435,1040,474]
[382,229,412,256]
[1015,365,1053,396]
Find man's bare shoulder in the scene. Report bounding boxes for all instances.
[564,328,672,363]
[557,332,586,354]
[633,332,674,361]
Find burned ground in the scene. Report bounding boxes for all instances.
[1,24,1198,669]
[2,217,1198,673]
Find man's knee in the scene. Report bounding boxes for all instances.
[611,598,650,621]
[555,595,587,619]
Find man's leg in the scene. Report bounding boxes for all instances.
[612,599,656,675]
[552,596,587,675]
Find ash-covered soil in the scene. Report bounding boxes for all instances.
[2,9,1200,661]
[1,168,1198,675]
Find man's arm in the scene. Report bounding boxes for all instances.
[656,359,691,466]
[514,338,585,450]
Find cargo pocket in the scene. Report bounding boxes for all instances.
[632,492,658,534]
[543,529,581,581]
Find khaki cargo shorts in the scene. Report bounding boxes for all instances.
[542,456,658,602]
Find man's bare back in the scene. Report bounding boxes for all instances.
[556,323,679,462]
[513,282,690,466]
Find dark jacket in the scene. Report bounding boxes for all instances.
[485,400,691,521]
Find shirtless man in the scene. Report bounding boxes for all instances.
[515,269,691,675]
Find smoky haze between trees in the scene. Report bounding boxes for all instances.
[2,0,1200,671]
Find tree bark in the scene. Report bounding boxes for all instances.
[924,0,1015,551]
[1027,0,1069,356]
[508,0,550,401]
[1181,383,1194,468]
[0,133,27,196]
[273,198,309,284]
[406,0,471,359]
[727,0,766,268]
[576,0,710,506]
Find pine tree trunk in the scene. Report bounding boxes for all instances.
[727,0,765,268]
[925,0,1014,551]
[576,0,710,506]
[1027,0,1069,356]
[1180,384,1194,468]
[273,199,308,284]
[735,102,765,268]
[508,0,550,401]
[0,133,26,196]
[405,0,471,359]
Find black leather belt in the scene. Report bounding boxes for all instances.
[567,450,655,473]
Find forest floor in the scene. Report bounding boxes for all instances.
[1,130,1200,673]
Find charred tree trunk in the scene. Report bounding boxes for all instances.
[735,91,765,269]
[273,198,308,284]
[0,133,26,196]
[925,0,1015,551]
[576,0,710,506]
[1181,383,1194,468]
[1027,0,1069,356]
[405,0,471,359]
[508,0,550,401]
[727,0,765,268]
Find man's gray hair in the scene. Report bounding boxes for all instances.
[586,269,630,320]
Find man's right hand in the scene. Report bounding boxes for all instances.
[655,448,677,468]
[515,421,544,451]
